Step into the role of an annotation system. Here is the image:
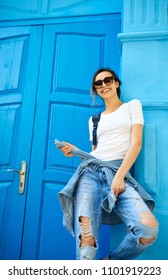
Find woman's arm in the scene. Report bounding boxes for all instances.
[91,144,95,151]
[111,124,143,197]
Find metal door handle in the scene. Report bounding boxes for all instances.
[7,160,26,194]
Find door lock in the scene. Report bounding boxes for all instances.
[7,160,26,194]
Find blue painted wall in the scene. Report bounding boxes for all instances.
[117,0,168,260]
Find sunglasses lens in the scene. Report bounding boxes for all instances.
[94,76,114,88]
[104,77,113,84]
[94,80,102,87]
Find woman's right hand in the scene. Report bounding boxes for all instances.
[60,142,78,157]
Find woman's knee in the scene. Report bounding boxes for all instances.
[139,211,158,245]
[140,211,158,228]
[78,216,96,247]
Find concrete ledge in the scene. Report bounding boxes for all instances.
[118,30,168,42]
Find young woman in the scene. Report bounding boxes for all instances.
[57,68,158,260]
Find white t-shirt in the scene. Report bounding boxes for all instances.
[89,99,144,161]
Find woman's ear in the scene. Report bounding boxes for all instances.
[115,81,119,88]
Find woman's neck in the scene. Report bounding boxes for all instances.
[103,98,123,114]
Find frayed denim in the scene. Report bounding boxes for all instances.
[73,165,158,260]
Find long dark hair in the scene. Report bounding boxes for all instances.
[91,67,122,104]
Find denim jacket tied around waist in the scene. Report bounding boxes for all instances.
[56,142,155,237]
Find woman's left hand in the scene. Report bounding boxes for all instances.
[111,174,125,197]
[59,142,78,157]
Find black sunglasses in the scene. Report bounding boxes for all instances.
[93,76,114,88]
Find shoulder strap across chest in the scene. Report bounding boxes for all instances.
[92,112,101,148]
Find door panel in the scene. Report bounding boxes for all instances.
[21,17,120,259]
[0,26,42,259]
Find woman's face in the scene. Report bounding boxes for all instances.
[94,71,119,100]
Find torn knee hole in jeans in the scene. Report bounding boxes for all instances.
[140,211,158,228]
[78,216,96,247]
[139,211,158,245]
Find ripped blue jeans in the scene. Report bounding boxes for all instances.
[73,164,158,260]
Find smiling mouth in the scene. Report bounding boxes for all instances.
[101,88,110,93]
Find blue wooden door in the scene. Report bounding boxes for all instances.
[21,17,121,260]
[0,26,42,259]
[0,16,120,260]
